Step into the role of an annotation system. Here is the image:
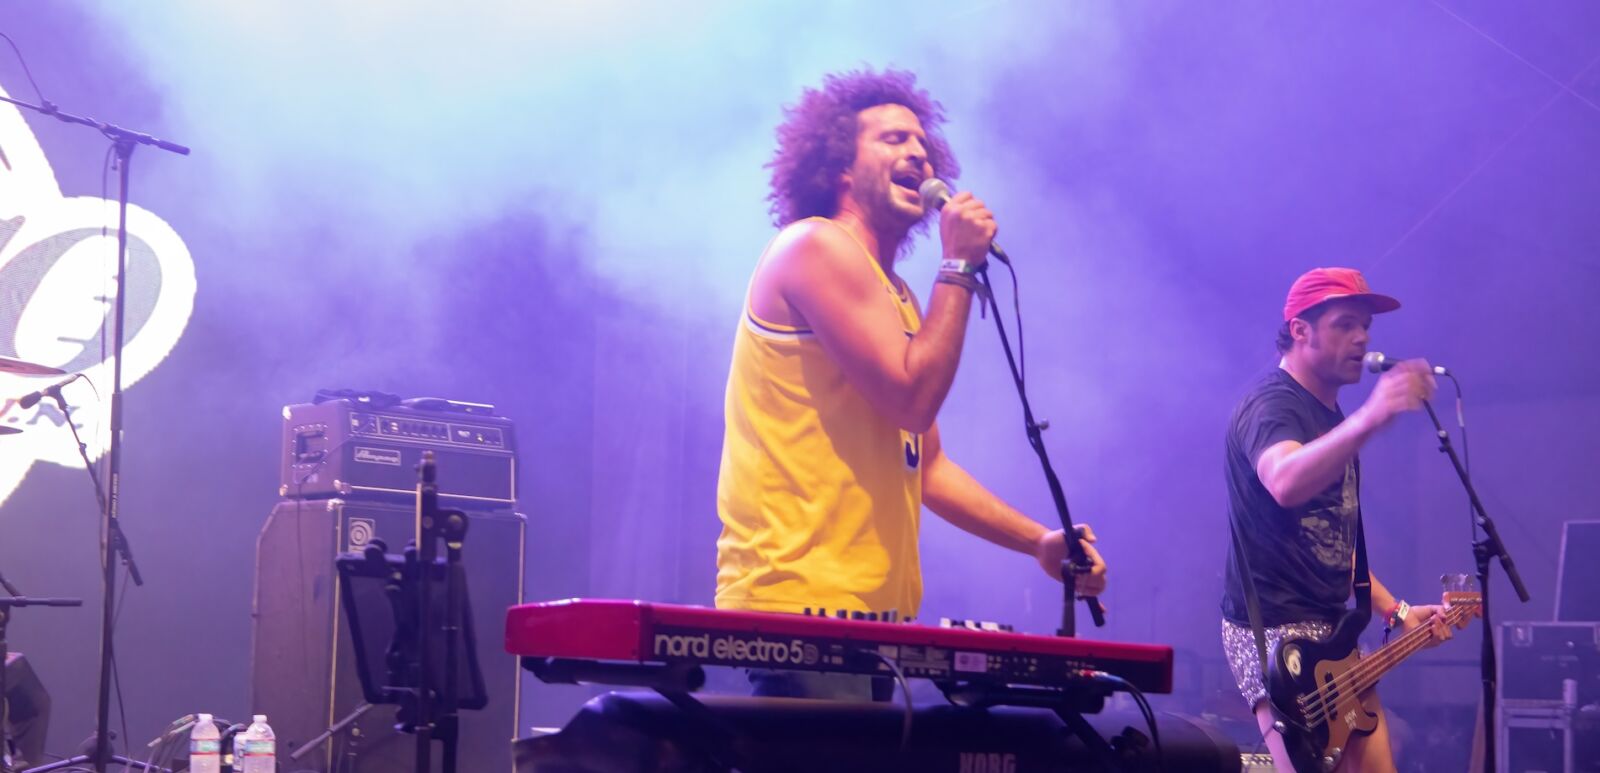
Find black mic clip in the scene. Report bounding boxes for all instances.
[18,373,83,410]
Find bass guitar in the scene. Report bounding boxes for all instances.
[1266,574,1480,771]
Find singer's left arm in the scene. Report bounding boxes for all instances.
[921,422,1107,594]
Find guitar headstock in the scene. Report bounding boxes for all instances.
[1441,574,1482,616]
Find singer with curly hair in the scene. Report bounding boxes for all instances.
[714,67,1109,701]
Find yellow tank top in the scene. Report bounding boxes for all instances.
[715,218,925,618]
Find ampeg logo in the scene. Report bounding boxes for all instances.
[353,447,403,466]
[346,517,376,550]
[652,631,818,667]
[0,81,197,507]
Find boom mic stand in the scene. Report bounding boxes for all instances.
[24,393,145,773]
[1421,400,1529,772]
[973,267,1105,637]
[0,91,189,773]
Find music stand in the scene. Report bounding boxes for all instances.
[334,538,485,771]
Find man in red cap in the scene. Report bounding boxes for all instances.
[1220,267,1463,770]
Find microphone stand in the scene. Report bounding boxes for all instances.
[974,268,1104,636]
[1421,400,1529,773]
[0,92,189,773]
[287,702,372,766]
[0,571,82,773]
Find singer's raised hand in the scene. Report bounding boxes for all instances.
[1360,359,1438,426]
[937,190,997,267]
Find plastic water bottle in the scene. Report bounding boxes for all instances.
[236,714,275,773]
[188,714,221,773]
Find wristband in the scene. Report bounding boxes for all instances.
[1387,600,1411,629]
[939,258,980,275]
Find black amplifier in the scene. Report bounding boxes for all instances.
[1498,621,1600,709]
[280,397,517,509]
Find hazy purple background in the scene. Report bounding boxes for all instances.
[1,0,1597,765]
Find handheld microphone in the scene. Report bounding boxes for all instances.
[1363,351,1448,376]
[16,373,82,409]
[917,178,1011,266]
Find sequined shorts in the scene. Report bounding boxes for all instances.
[1220,618,1334,709]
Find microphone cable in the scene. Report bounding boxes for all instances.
[975,248,1105,626]
[867,651,916,755]
[977,254,1026,384]
[1443,372,1473,544]
[1090,671,1165,770]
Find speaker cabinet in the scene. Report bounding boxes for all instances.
[251,499,524,771]
[4,652,50,769]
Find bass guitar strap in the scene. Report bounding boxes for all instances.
[1229,497,1372,690]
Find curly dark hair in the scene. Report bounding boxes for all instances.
[766,67,960,226]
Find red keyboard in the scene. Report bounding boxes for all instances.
[505,599,1173,694]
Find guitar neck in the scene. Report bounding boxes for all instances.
[1345,605,1475,696]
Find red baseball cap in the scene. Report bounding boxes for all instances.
[1283,267,1401,321]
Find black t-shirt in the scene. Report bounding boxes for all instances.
[1221,368,1360,626]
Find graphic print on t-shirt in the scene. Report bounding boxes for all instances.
[901,429,921,471]
[1299,460,1357,568]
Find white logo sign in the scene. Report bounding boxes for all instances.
[651,632,814,666]
[0,81,197,507]
[353,447,403,466]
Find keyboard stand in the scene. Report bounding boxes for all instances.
[938,681,1124,771]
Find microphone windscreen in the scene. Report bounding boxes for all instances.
[918,178,951,209]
